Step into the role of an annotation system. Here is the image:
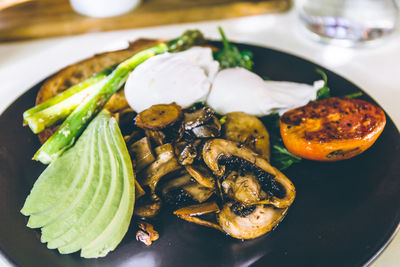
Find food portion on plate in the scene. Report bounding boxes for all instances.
[131,103,296,237]
[280,97,386,161]
[125,46,219,112]
[20,27,386,258]
[21,110,135,258]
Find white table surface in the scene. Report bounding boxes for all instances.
[0,7,399,267]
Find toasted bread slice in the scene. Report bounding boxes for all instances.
[36,38,162,144]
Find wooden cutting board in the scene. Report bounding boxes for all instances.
[0,0,291,41]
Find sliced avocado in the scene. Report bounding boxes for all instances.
[81,117,135,258]
[41,119,105,242]
[45,119,113,248]
[26,127,97,228]
[57,114,125,254]
[21,110,135,258]
[21,123,92,216]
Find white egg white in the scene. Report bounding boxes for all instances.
[124,47,219,112]
[207,67,323,115]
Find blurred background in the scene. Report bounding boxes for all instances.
[0,0,292,41]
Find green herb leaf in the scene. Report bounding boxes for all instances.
[260,113,302,170]
[316,68,330,100]
[213,26,254,70]
[343,92,363,99]
[271,145,302,170]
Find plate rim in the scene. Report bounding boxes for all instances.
[1,41,399,267]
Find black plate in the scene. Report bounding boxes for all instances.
[1,43,399,267]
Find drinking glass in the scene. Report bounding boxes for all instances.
[70,0,141,18]
[298,0,399,46]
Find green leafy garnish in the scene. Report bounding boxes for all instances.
[315,69,363,100]
[316,68,330,100]
[214,26,253,70]
[271,144,302,170]
[260,113,302,170]
[343,92,363,99]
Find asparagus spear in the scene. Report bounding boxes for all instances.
[23,65,115,128]
[34,30,205,164]
[25,30,205,134]
[24,79,106,134]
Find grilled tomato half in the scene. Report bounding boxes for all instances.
[280,97,386,161]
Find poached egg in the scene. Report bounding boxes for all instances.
[124,47,219,112]
[207,67,323,115]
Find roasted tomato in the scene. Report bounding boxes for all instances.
[280,97,386,161]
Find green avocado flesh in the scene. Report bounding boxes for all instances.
[21,125,94,216]
[41,124,103,243]
[21,110,135,258]
[26,129,97,228]
[81,118,135,258]
[44,124,115,249]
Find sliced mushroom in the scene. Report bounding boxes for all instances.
[221,171,265,204]
[136,103,183,130]
[174,140,202,166]
[135,179,146,200]
[134,195,162,218]
[124,129,145,146]
[161,172,214,206]
[129,137,156,172]
[183,107,221,139]
[135,103,184,145]
[183,183,214,203]
[203,139,295,209]
[144,130,167,146]
[136,221,159,246]
[174,202,222,231]
[224,112,270,162]
[174,201,220,216]
[217,202,288,239]
[161,173,193,197]
[118,107,137,136]
[185,164,215,189]
[138,143,181,194]
[190,117,221,138]
[184,107,214,130]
